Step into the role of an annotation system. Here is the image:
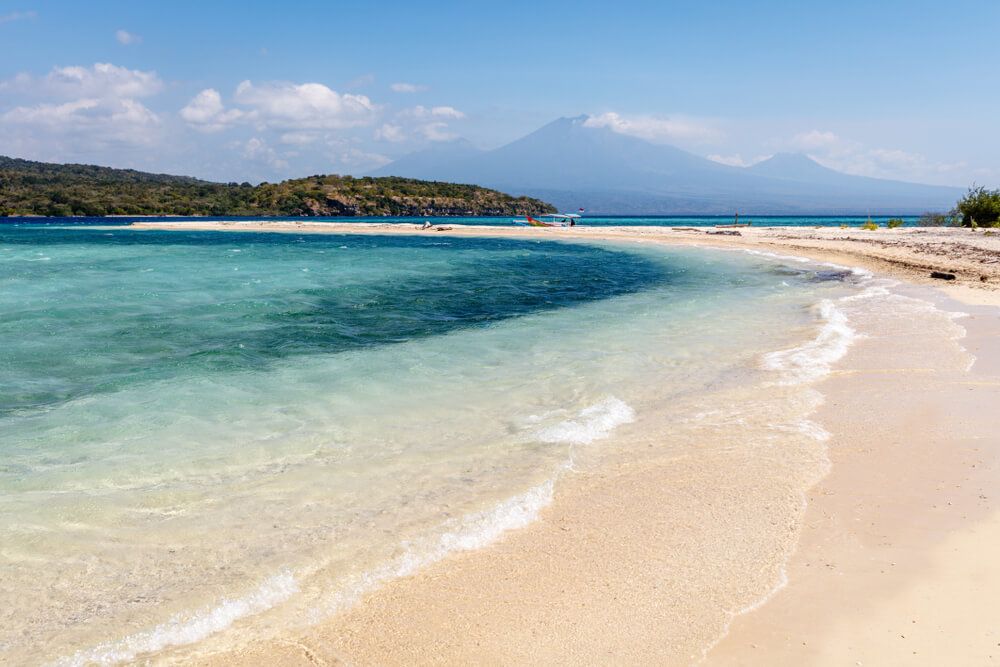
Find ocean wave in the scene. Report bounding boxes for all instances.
[315,397,638,621]
[762,299,857,385]
[316,479,556,619]
[50,393,637,664]
[54,462,569,667]
[533,396,636,445]
[56,572,299,667]
[741,248,873,279]
[57,480,559,666]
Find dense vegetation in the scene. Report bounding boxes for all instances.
[955,185,1000,227]
[917,186,1000,227]
[0,156,555,217]
[912,188,995,227]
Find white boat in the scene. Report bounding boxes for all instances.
[512,213,582,227]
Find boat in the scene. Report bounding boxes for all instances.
[512,213,582,227]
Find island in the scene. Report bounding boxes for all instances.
[0,156,556,218]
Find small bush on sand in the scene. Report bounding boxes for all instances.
[886,218,905,228]
[918,212,960,226]
[861,220,879,230]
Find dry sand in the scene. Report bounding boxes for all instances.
[134,221,1000,666]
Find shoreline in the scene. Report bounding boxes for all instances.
[130,222,1000,664]
[708,287,1000,665]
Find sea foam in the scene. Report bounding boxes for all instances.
[317,479,556,620]
[319,396,637,618]
[51,391,635,665]
[762,299,856,385]
[57,572,299,666]
[534,396,636,445]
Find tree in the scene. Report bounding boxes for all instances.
[956,185,1000,227]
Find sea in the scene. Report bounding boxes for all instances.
[0,214,920,228]
[0,220,961,663]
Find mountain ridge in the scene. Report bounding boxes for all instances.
[371,117,962,214]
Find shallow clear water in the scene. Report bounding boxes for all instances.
[0,226,863,663]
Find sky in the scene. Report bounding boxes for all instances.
[1,0,999,186]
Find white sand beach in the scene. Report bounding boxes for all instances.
[130,222,1000,666]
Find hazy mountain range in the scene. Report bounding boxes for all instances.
[371,116,963,215]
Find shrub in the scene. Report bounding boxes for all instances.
[861,220,879,230]
[918,212,959,226]
[886,218,905,229]
[956,185,1000,227]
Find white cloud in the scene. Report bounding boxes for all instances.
[2,98,159,133]
[390,105,466,143]
[3,98,99,124]
[338,147,391,169]
[429,105,463,119]
[707,153,770,168]
[180,88,243,132]
[0,63,164,158]
[1,97,161,152]
[420,122,456,142]
[234,80,377,130]
[0,10,36,25]
[375,123,406,142]
[3,63,163,99]
[402,104,465,120]
[786,128,967,183]
[390,82,426,93]
[115,29,140,45]
[790,129,840,151]
[584,112,721,143]
[239,137,289,170]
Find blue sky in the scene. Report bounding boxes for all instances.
[1,0,998,185]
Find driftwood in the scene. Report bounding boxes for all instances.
[930,271,956,280]
[706,230,742,236]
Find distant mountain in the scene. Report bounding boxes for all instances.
[374,138,484,181]
[371,117,963,214]
[0,156,554,217]
[748,152,847,183]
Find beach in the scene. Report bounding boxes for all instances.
[119,222,1000,666]
[6,2,998,663]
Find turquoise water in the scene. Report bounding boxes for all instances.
[0,214,920,228]
[0,229,665,414]
[0,226,863,663]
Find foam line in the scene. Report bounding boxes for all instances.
[762,299,857,385]
[56,572,299,666]
[60,396,636,665]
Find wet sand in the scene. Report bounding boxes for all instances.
[133,221,1000,665]
[708,291,1000,666]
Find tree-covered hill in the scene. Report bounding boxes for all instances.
[0,156,556,217]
